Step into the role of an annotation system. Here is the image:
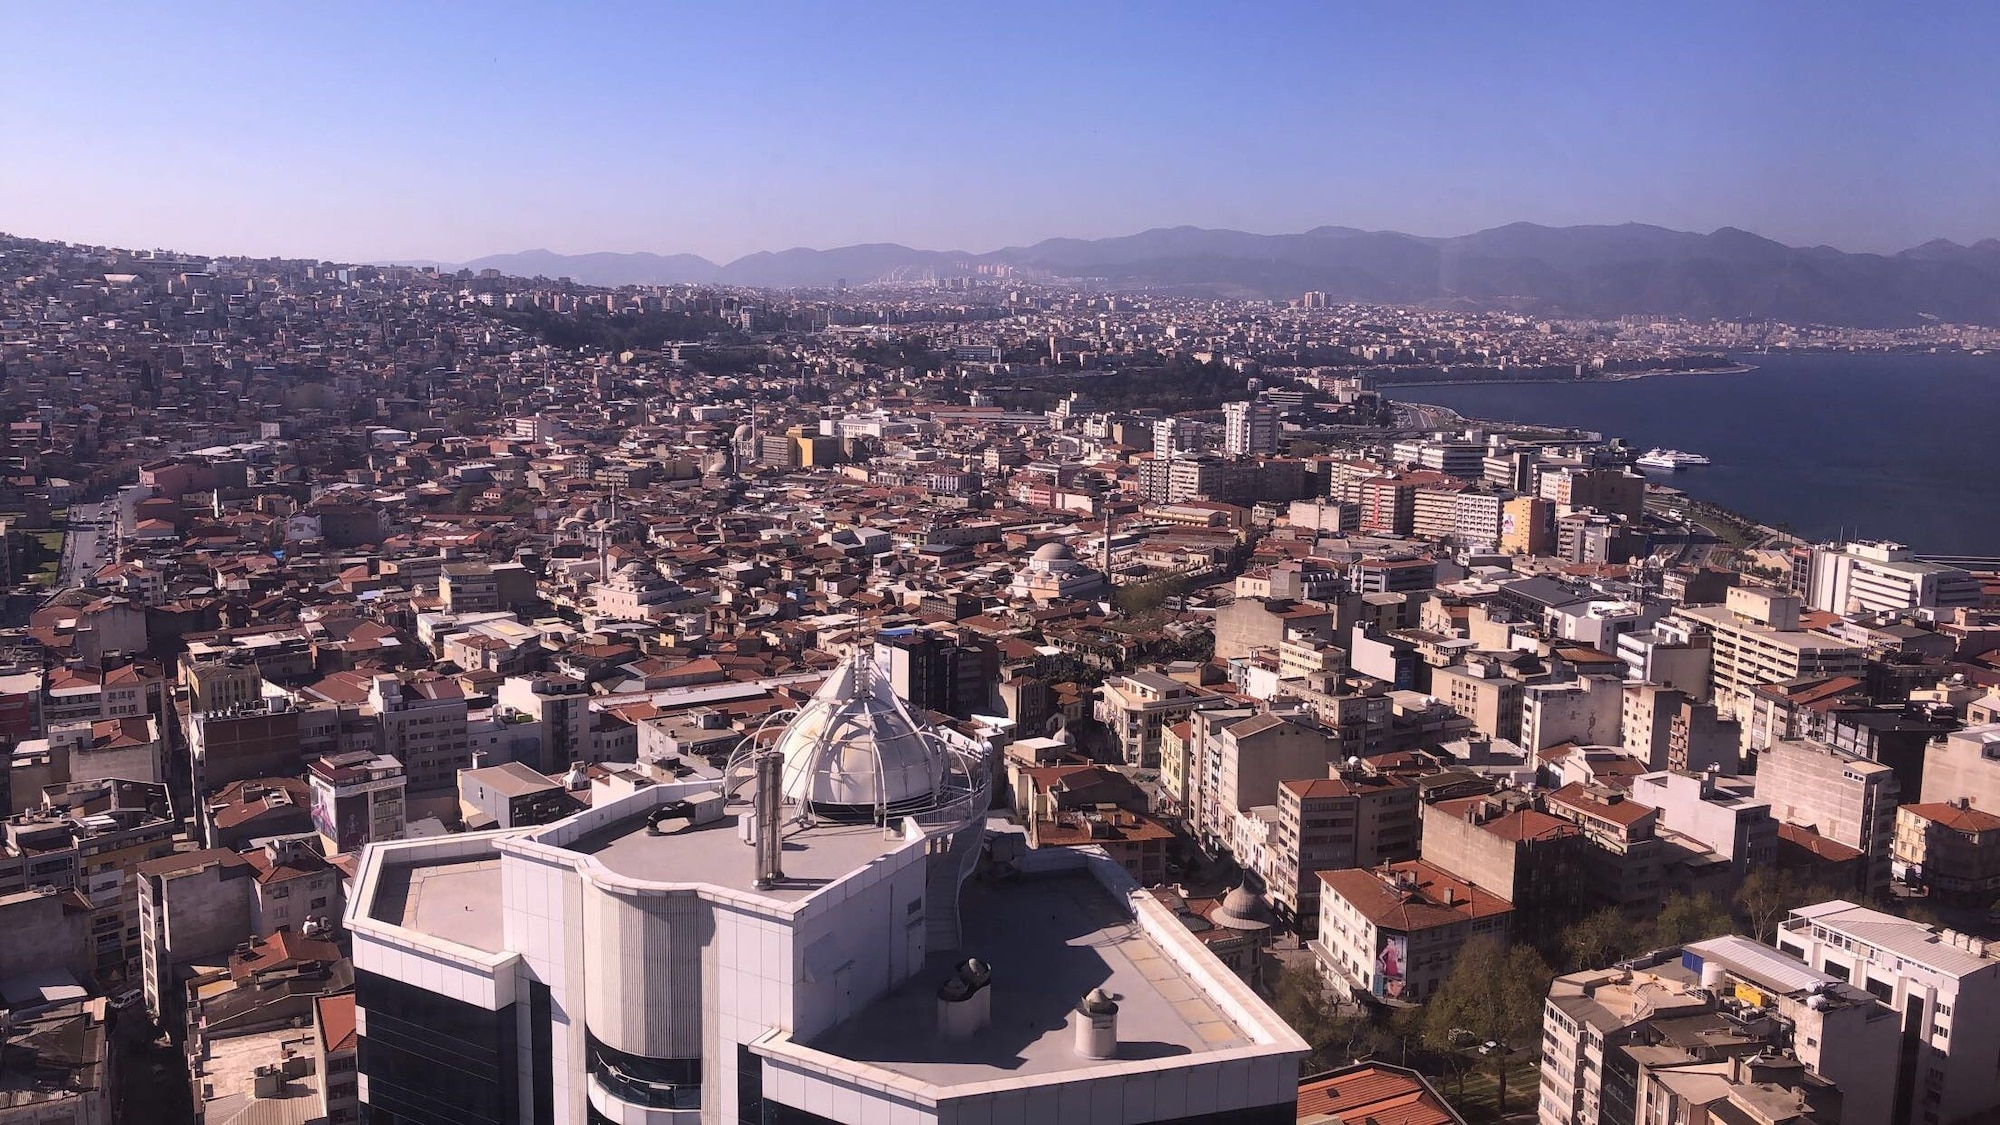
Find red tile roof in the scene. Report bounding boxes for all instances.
[1316,861,1512,932]
[316,993,357,1054]
[1297,1063,1463,1125]
[1777,822,1864,862]
[1900,802,2000,834]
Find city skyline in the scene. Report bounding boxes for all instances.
[4,3,1997,263]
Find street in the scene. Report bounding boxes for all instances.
[57,499,113,589]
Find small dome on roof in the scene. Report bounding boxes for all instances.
[1213,885,1273,931]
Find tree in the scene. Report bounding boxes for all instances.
[1733,869,1833,943]
[1888,896,1950,928]
[1653,893,1734,947]
[1563,908,1637,971]
[1422,939,1553,1113]
[1271,965,1383,1072]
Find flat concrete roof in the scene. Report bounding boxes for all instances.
[807,873,1247,1083]
[369,857,505,953]
[565,792,904,904]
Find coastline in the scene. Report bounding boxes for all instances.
[1383,362,1758,389]
[1391,352,2000,557]
[1396,397,1804,555]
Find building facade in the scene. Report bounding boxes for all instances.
[345,650,1309,1125]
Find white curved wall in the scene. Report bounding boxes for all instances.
[581,883,707,1059]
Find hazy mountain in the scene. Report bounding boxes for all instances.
[458,249,723,285]
[440,222,2000,326]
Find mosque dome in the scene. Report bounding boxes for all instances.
[1213,886,1273,931]
[1031,541,1076,563]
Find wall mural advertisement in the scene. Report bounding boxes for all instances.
[1373,932,1408,999]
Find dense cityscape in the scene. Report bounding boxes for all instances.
[0,226,1997,1125]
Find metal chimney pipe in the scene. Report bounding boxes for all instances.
[753,749,785,890]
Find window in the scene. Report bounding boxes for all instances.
[584,1032,699,1110]
[355,969,519,1125]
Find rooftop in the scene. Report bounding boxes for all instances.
[563,788,904,904]
[368,856,505,953]
[801,873,1248,1084]
[461,760,561,798]
[1786,900,2000,978]
[1296,1062,1464,1125]
[1900,801,2000,833]
[195,1028,322,1125]
[1317,861,1512,931]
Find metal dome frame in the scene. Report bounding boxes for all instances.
[724,650,989,830]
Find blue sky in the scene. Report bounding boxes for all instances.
[3,3,1995,262]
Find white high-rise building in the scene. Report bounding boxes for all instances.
[1153,416,1199,456]
[1806,540,1982,617]
[1221,400,1278,459]
[345,650,1307,1125]
[1777,901,2000,1125]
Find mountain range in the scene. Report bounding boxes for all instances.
[416,223,2000,327]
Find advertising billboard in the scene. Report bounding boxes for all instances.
[1373,932,1409,999]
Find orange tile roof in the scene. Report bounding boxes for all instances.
[1777,822,1864,862]
[1317,861,1512,931]
[316,993,357,1054]
[1282,774,1407,799]
[1297,1063,1462,1125]
[1900,802,2000,834]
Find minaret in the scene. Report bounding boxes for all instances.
[1101,509,1112,577]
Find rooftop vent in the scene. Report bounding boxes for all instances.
[1074,988,1119,1059]
[936,958,993,1039]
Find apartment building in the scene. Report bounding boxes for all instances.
[1537,937,1897,1125]
[1630,770,1779,884]
[1267,771,1418,932]
[1094,668,1225,768]
[1754,739,1899,896]
[307,752,407,855]
[1419,794,1589,940]
[1221,399,1279,458]
[1918,723,2000,811]
[1204,712,1336,846]
[1667,588,1866,721]
[1521,675,1624,752]
[1544,783,1664,917]
[1,778,177,986]
[1893,800,2000,906]
[367,673,470,791]
[1777,901,2000,1125]
[1622,684,1739,774]
[1431,656,1525,742]
[185,697,307,799]
[1313,860,1512,1002]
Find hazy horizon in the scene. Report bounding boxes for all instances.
[5,3,1997,264]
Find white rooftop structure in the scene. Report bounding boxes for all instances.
[751,649,979,823]
[344,650,1306,1125]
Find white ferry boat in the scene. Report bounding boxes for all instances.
[1635,448,1711,471]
